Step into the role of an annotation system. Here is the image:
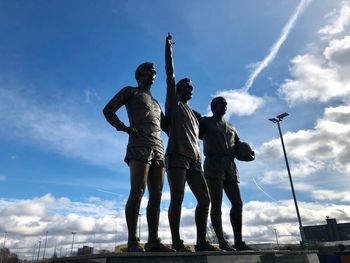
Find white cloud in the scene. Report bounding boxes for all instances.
[0,176,6,181]
[261,159,324,185]
[2,195,350,259]
[278,54,349,105]
[319,1,350,36]
[279,1,350,105]
[0,194,124,259]
[324,35,350,71]
[214,89,265,117]
[84,89,101,104]
[0,87,126,169]
[311,190,350,202]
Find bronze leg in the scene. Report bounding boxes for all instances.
[125,160,150,243]
[146,165,165,242]
[167,168,187,244]
[206,177,225,243]
[224,180,243,244]
[187,172,210,244]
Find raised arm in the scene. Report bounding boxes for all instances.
[165,33,177,117]
[103,87,138,135]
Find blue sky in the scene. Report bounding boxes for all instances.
[1,0,350,259]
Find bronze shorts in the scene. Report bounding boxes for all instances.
[165,154,203,174]
[204,156,239,182]
[125,147,165,168]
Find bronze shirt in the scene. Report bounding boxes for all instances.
[166,101,201,160]
[200,116,240,157]
[103,86,164,154]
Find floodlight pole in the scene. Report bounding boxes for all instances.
[269,113,306,241]
[71,232,76,256]
[32,243,37,261]
[36,238,42,262]
[92,233,96,254]
[0,232,8,263]
[42,231,48,260]
[274,228,280,249]
[2,232,7,248]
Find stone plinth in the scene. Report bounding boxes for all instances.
[51,250,320,263]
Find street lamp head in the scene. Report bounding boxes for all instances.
[268,118,278,123]
[276,112,289,120]
[268,113,289,123]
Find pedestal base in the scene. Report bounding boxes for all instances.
[51,250,320,263]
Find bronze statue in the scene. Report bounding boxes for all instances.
[103,62,173,252]
[165,33,219,252]
[199,96,254,251]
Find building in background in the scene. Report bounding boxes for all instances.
[77,246,93,256]
[303,217,350,242]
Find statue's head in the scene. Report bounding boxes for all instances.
[211,96,227,116]
[176,78,193,101]
[135,62,157,85]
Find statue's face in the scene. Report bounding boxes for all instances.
[178,81,193,101]
[139,65,157,86]
[213,97,227,116]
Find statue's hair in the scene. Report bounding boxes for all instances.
[176,78,192,93]
[135,62,156,82]
[210,96,226,112]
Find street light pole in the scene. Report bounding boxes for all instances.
[274,228,280,249]
[53,241,57,258]
[114,226,117,248]
[92,233,96,254]
[0,232,8,263]
[71,232,76,256]
[36,238,42,262]
[32,243,37,262]
[2,232,7,248]
[269,112,306,241]
[42,231,48,260]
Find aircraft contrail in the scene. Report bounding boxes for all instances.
[243,0,313,91]
[252,176,276,202]
[96,188,121,196]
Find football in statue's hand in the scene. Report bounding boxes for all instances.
[234,142,255,162]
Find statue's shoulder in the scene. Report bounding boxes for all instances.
[120,86,136,92]
[226,121,237,132]
[118,86,138,96]
[202,116,212,122]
